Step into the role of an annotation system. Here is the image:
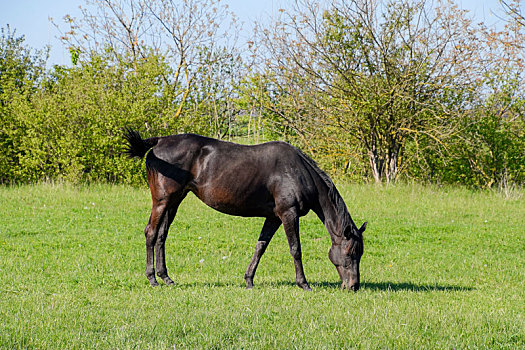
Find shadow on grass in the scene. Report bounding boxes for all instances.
[166,280,472,292]
[362,281,473,292]
[311,281,472,292]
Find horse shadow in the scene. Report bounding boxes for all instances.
[312,281,473,292]
[167,280,472,292]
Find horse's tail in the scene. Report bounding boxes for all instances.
[123,128,160,159]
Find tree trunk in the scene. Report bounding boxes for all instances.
[385,151,398,183]
[368,148,382,183]
[385,146,399,183]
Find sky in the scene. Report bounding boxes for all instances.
[0,0,507,67]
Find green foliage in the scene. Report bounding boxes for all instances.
[69,46,80,66]
[1,0,525,189]
[1,24,251,184]
[408,72,525,188]
[0,183,523,348]
[258,0,480,184]
[2,48,198,184]
[182,46,246,139]
[446,92,524,188]
[0,26,48,183]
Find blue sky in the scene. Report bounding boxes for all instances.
[0,0,506,66]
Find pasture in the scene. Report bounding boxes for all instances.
[0,183,523,349]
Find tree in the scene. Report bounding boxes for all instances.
[255,0,481,183]
[501,0,525,27]
[437,0,525,188]
[54,0,239,121]
[185,46,245,139]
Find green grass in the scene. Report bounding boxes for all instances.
[0,183,523,349]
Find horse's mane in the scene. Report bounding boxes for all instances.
[296,148,355,238]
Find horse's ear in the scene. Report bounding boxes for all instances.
[358,222,367,234]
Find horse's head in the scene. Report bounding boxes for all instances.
[329,222,366,291]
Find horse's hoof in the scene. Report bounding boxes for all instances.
[298,283,312,291]
[162,277,174,285]
[148,278,159,287]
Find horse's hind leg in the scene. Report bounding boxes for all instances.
[144,171,187,286]
[244,216,281,289]
[154,199,184,285]
[144,195,185,286]
[144,205,163,287]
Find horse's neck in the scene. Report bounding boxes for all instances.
[315,183,353,244]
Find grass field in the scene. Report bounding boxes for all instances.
[0,183,523,349]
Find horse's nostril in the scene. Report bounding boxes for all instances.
[350,283,360,292]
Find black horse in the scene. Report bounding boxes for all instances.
[124,129,366,291]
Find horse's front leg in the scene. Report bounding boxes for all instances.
[244,216,281,289]
[280,209,312,291]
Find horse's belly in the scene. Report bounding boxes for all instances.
[193,186,275,217]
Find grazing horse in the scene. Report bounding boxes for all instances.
[124,129,366,291]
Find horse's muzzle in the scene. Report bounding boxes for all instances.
[342,280,360,292]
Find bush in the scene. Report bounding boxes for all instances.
[3,50,188,184]
[0,26,47,183]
